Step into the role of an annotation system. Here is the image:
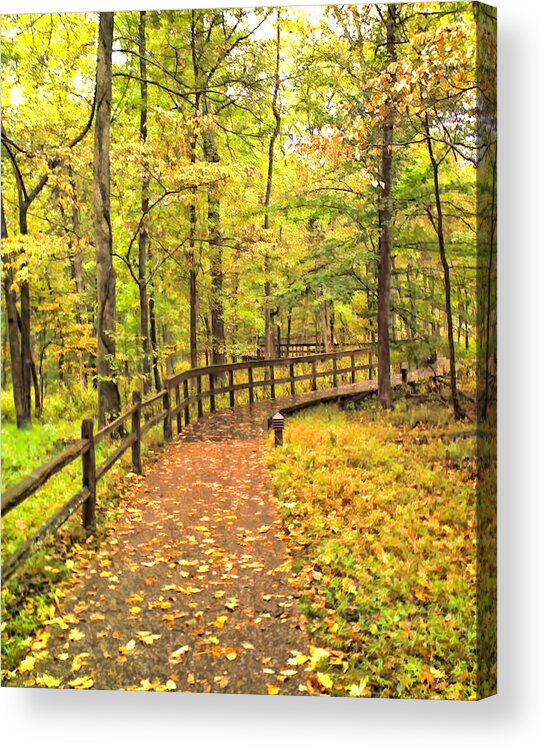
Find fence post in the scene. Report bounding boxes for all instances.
[248,367,254,404]
[163,382,172,441]
[183,378,190,425]
[197,375,203,418]
[175,383,182,434]
[270,365,276,399]
[332,355,338,388]
[369,350,374,379]
[131,391,142,475]
[311,359,317,391]
[229,369,235,409]
[81,418,97,532]
[351,352,356,384]
[289,362,296,396]
[209,372,216,413]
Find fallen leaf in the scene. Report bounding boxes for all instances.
[119,639,136,655]
[169,645,190,664]
[18,655,36,673]
[67,675,94,689]
[317,672,333,690]
[37,673,61,688]
[135,631,161,645]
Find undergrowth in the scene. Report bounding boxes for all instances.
[267,389,479,700]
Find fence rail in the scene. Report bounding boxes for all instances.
[1,347,381,582]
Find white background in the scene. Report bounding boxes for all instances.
[1,1,545,748]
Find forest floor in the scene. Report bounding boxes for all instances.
[2,401,321,694]
[3,368,479,698]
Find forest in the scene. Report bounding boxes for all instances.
[2,3,495,426]
[1,3,496,698]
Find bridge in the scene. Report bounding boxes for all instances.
[2,346,437,692]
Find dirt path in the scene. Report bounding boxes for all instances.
[11,402,314,694]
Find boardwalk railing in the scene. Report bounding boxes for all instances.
[1,347,378,581]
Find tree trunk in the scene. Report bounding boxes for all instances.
[148,289,161,391]
[1,203,27,427]
[424,111,465,420]
[67,179,88,388]
[263,11,282,360]
[320,300,334,353]
[377,5,396,409]
[189,264,198,368]
[202,129,225,365]
[16,202,33,423]
[138,11,152,393]
[480,142,497,420]
[464,288,470,350]
[406,266,416,338]
[94,11,121,426]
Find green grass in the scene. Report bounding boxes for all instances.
[267,393,479,700]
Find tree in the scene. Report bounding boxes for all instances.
[376,3,397,409]
[94,11,121,426]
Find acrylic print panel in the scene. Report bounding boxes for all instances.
[0,2,496,700]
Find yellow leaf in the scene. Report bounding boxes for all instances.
[317,672,333,690]
[309,646,330,667]
[37,673,62,688]
[45,617,69,630]
[31,632,51,651]
[288,652,308,666]
[68,675,94,689]
[267,684,280,695]
[169,645,189,664]
[214,675,229,688]
[348,679,370,697]
[166,680,177,691]
[71,652,91,672]
[68,628,85,641]
[18,655,36,673]
[119,639,136,655]
[213,615,228,628]
[225,597,239,611]
[135,631,161,645]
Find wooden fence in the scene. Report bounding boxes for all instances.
[1,347,376,581]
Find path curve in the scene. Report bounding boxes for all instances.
[8,371,438,693]
[11,398,317,693]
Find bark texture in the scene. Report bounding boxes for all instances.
[94,12,121,426]
[377,4,396,409]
